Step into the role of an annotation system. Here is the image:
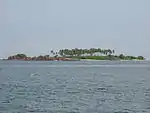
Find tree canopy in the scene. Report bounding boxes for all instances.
[7,48,145,61]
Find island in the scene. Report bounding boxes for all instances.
[5,48,145,61]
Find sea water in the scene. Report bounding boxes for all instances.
[0,60,150,113]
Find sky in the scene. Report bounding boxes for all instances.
[0,0,150,59]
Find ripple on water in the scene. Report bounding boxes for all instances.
[1,61,150,113]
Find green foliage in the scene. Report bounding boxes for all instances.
[137,56,145,60]
[81,56,109,60]
[16,54,27,58]
[7,48,145,60]
[119,54,124,59]
[58,48,115,57]
[8,54,27,60]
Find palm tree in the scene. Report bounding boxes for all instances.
[59,50,64,57]
[50,50,56,57]
[89,48,94,56]
[112,50,115,54]
[107,49,112,55]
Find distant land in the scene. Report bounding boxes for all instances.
[4,48,145,61]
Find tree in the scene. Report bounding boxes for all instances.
[107,49,112,55]
[59,50,64,56]
[50,50,55,56]
[89,48,95,56]
[137,56,145,60]
[119,54,124,59]
[16,54,27,59]
[112,50,115,54]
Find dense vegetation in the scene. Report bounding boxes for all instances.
[58,48,145,60]
[7,48,145,61]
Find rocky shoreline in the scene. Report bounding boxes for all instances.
[6,57,80,61]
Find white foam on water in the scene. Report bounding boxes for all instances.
[30,73,40,77]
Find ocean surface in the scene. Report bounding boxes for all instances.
[0,60,150,113]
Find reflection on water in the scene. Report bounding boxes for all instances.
[0,60,150,113]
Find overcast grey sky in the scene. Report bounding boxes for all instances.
[0,0,150,59]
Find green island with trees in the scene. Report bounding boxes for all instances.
[5,48,145,61]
